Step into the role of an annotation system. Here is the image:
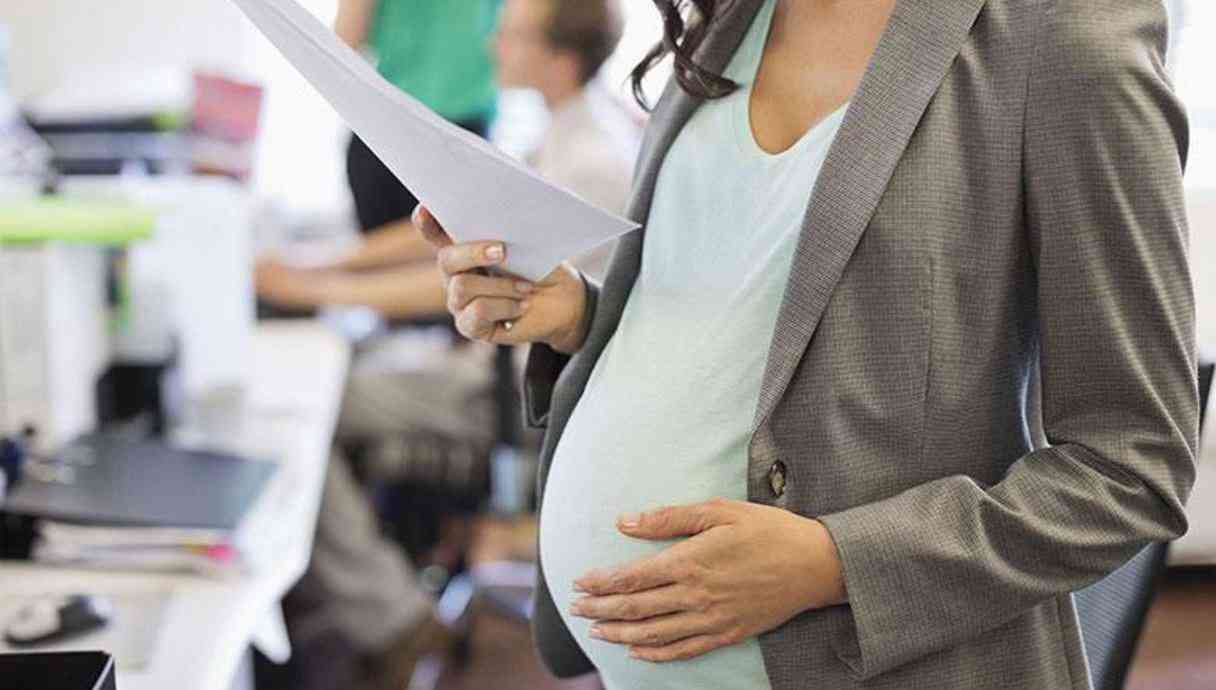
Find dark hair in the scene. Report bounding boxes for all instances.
[543,0,625,86]
[629,0,739,109]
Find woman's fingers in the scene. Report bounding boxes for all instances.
[437,240,506,277]
[446,273,534,313]
[574,548,682,596]
[414,205,541,346]
[628,633,738,663]
[455,296,529,341]
[416,204,511,277]
[587,611,724,650]
[412,205,452,248]
[569,584,691,622]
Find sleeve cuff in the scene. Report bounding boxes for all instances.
[817,495,940,680]
[523,343,571,429]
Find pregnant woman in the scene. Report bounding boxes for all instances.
[418,0,1196,687]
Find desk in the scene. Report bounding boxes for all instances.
[0,321,349,690]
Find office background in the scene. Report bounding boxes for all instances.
[0,0,669,218]
[0,1,1213,689]
[1,0,1210,339]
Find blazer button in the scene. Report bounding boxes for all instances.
[768,461,787,498]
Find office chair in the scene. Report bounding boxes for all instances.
[387,346,537,689]
[433,344,535,624]
[1074,359,1214,690]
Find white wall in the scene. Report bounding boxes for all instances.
[0,0,254,101]
[241,0,348,216]
[604,0,669,104]
[0,0,667,219]
[1174,2,1216,348]
[0,0,348,215]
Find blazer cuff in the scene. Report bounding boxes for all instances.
[522,273,599,429]
[817,502,915,680]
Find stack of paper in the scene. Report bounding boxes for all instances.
[31,521,242,577]
[229,0,639,281]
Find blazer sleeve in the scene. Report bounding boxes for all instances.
[531,554,597,677]
[526,270,601,677]
[817,0,1197,680]
[522,272,600,428]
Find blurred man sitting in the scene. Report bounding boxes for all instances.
[255,0,638,310]
[256,2,638,689]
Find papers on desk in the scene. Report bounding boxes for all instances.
[31,522,242,577]
[3,438,277,531]
[3,438,273,577]
[229,0,639,281]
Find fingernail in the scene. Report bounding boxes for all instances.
[573,582,588,593]
[486,244,504,262]
[618,513,641,529]
[516,281,534,294]
[520,300,531,311]
[589,625,603,638]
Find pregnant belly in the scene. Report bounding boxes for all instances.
[537,394,772,690]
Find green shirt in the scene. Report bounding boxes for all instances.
[369,0,499,122]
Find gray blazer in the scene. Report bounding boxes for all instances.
[521,0,1197,687]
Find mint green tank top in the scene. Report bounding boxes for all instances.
[538,0,850,687]
[370,0,499,122]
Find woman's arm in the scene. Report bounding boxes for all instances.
[334,0,376,48]
[814,0,1196,679]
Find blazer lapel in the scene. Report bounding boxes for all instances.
[752,0,988,431]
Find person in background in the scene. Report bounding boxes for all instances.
[495,0,640,280]
[256,0,502,320]
[254,0,638,311]
[262,3,636,690]
[336,0,500,233]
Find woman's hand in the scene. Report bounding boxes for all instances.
[414,205,589,353]
[568,498,847,662]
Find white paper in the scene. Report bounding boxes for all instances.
[229,0,639,281]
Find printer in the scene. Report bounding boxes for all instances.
[0,236,110,454]
[0,178,257,454]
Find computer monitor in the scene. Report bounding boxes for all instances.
[0,651,116,690]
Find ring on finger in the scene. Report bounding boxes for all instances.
[503,320,514,332]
